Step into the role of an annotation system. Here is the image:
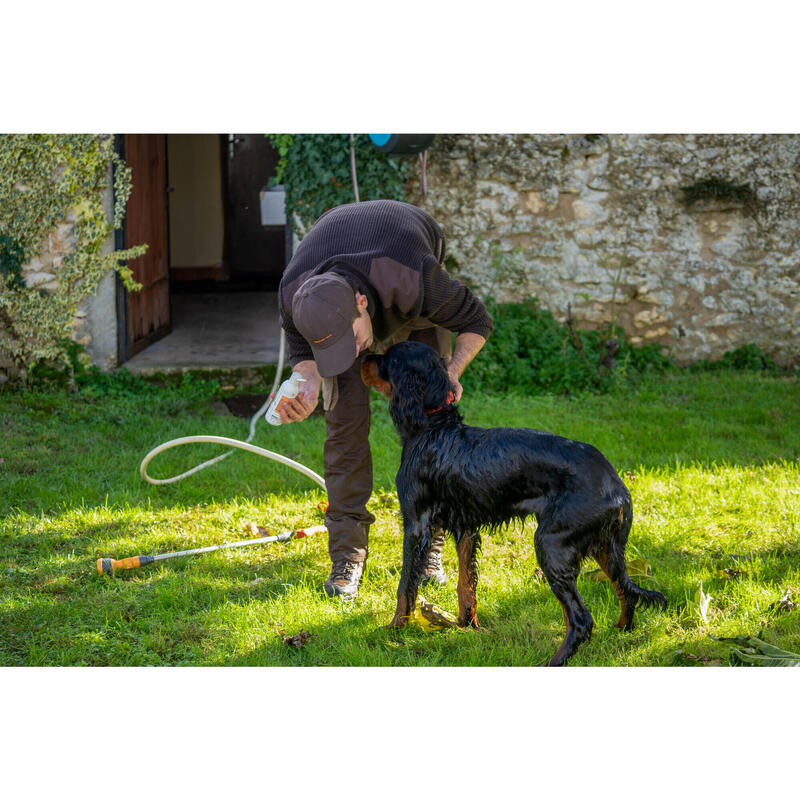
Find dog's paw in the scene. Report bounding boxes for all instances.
[386,614,409,629]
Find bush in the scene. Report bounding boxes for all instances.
[265,134,410,235]
[461,297,673,396]
[690,344,780,374]
[0,134,146,373]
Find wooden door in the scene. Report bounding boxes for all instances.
[225,134,284,286]
[123,134,171,358]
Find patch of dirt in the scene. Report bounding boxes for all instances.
[222,394,269,418]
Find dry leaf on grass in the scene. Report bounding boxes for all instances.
[719,567,746,579]
[710,635,800,666]
[279,629,315,648]
[409,597,457,632]
[769,588,798,613]
[686,584,713,623]
[245,521,271,536]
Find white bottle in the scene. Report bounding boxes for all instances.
[265,372,306,426]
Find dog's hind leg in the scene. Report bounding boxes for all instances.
[535,527,593,666]
[594,503,667,631]
[594,543,637,631]
[388,514,432,628]
[455,531,481,628]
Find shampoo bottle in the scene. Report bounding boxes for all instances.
[265,372,306,426]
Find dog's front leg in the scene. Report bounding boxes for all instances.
[456,531,481,628]
[388,515,431,628]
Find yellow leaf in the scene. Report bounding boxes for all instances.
[410,596,457,632]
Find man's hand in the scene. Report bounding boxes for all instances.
[446,370,464,403]
[277,360,321,423]
[447,332,486,402]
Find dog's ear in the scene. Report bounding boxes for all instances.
[422,353,454,409]
[361,356,392,399]
[389,369,428,437]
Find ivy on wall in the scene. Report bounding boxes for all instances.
[266,134,410,235]
[0,134,146,375]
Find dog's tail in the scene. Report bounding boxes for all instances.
[604,497,667,627]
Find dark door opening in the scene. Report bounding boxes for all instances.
[167,133,286,294]
[224,134,286,288]
[119,133,287,368]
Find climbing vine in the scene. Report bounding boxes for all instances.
[266,134,410,236]
[0,134,146,375]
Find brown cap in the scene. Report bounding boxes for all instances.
[292,273,358,377]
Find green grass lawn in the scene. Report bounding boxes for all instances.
[1,370,798,666]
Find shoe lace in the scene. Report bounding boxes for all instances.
[332,560,358,581]
[427,550,443,573]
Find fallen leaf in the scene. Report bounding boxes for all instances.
[409,596,457,632]
[710,635,800,666]
[770,588,798,613]
[664,649,721,666]
[245,521,270,536]
[719,568,746,580]
[686,583,713,623]
[279,629,315,648]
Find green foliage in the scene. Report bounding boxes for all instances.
[23,339,220,406]
[265,134,410,234]
[690,344,780,374]
[461,296,673,396]
[0,134,146,374]
[0,233,26,289]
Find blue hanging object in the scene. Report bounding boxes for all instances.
[369,134,392,147]
[369,134,435,155]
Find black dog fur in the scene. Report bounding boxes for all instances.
[363,340,667,666]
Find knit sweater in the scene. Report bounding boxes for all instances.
[279,200,493,366]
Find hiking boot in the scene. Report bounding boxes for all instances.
[323,559,365,598]
[420,531,447,587]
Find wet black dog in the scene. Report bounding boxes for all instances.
[362,340,666,666]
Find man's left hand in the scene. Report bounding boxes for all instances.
[447,368,464,402]
[447,332,486,403]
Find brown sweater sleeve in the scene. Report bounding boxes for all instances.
[420,256,494,339]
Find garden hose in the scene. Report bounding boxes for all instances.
[97,524,327,575]
[139,329,326,491]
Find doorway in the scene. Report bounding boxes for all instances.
[117,134,288,370]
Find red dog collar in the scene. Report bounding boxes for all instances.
[425,391,455,415]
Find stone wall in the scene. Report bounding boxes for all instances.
[406,134,800,366]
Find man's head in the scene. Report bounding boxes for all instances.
[292,273,373,377]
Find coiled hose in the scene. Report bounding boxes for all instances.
[139,329,326,491]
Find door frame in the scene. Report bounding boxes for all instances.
[115,134,172,364]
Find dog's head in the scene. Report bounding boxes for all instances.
[361,341,456,438]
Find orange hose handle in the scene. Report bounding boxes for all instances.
[97,555,154,575]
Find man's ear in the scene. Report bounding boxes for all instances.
[355,292,369,313]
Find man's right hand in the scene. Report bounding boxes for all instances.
[277,360,321,423]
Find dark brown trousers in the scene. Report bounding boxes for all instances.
[323,324,452,563]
